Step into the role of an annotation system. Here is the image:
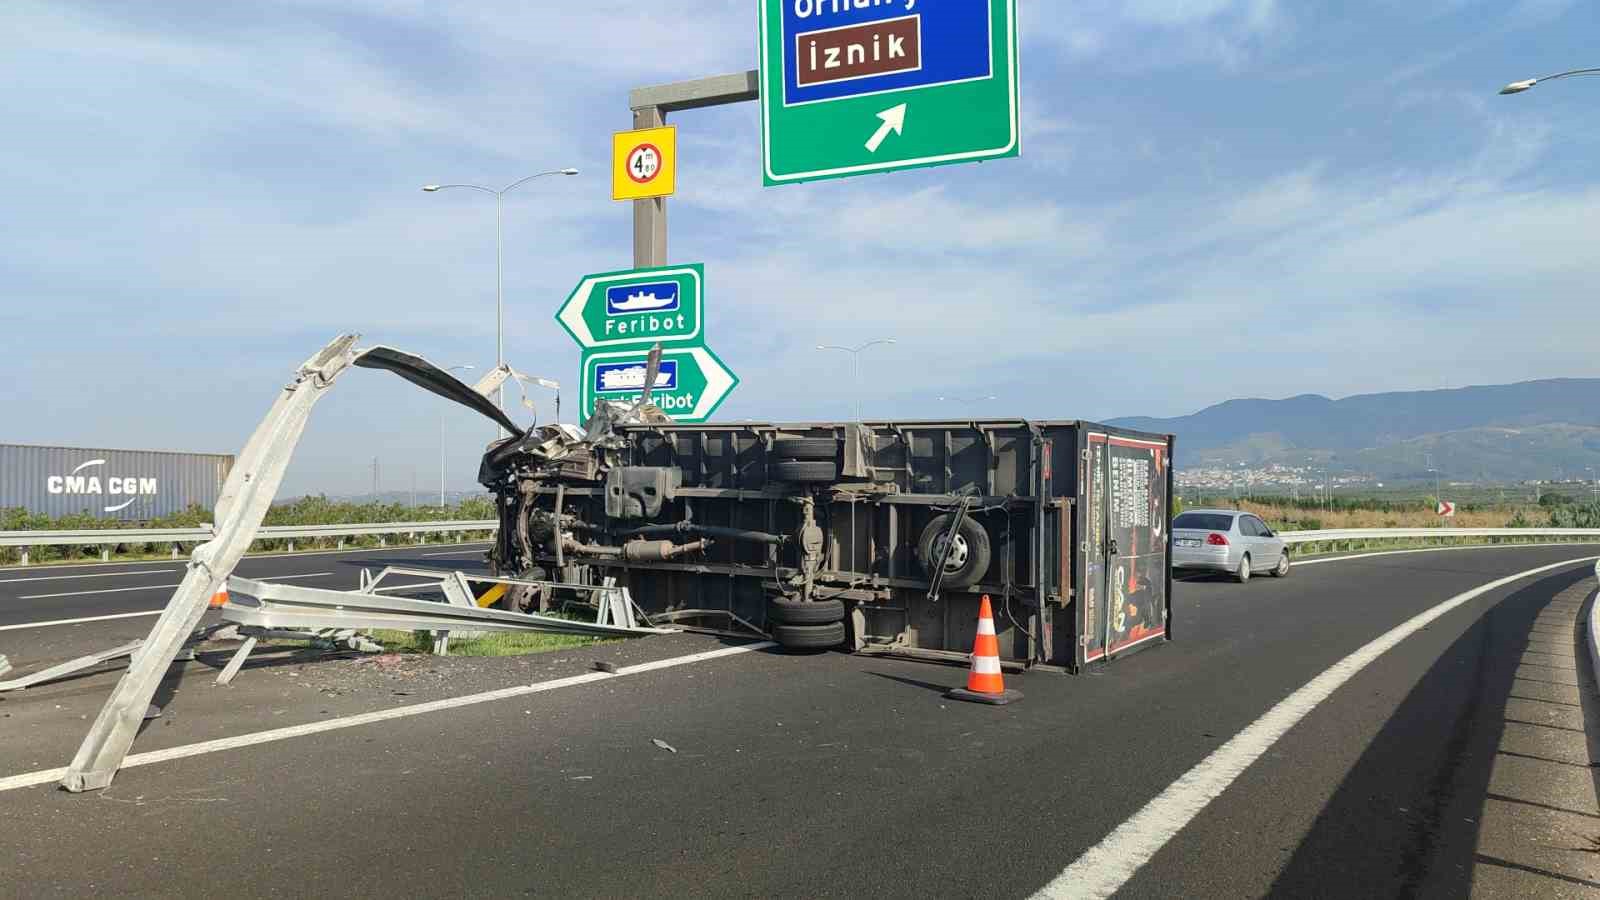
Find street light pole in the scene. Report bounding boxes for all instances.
[440,365,474,507]
[1499,67,1600,94]
[816,338,896,421]
[423,169,578,433]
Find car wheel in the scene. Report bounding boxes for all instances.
[1272,553,1290,577]
[916,514,992,589]
[767,597,846,625]
[1235,554,1252,584]
[772,621,846,650]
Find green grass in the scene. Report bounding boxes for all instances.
[368,629,611,657]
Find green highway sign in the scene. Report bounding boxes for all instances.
[758,0,1019,186]
[580,345,739,423]
[555,264,704,350]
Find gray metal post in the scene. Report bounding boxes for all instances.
[633,105,668,269]
[628,70,758,270]
[62,334,362,792]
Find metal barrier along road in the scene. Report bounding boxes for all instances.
[1278,527,1600,544]
[4,523,1599,562]
[0,519,499,564]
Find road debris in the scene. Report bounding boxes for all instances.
[651,738,677,754]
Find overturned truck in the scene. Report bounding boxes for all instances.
[477,370,1175,672]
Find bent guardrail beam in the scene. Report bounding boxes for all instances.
[62,335,364,792]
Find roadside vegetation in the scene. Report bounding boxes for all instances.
[0,495,497,566]
[369,629,610,657]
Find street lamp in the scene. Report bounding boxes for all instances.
[440,365,474,507]
[1499,67,1600,94]
[422,169,579,432]
[816,339,896,421]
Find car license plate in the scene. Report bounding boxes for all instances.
[1176,539,1201,548]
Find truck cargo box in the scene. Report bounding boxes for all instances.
[487,418,1175,671]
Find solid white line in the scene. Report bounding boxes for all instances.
[0,541,494,574]
[18,571,334,600]
[1033,554,1599,900]
[419,549,489,557]
[0,569,183,585]
[0,640,777,794]
[0,610,162,632]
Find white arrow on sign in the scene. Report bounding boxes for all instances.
[864,103,907,153]
[686,346,737,420]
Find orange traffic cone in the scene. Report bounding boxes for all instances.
[208,588,229,609]
[946,595,1022,705]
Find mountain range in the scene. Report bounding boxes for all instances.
[1108,378,1600,482]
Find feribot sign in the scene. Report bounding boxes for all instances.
[578,346,739,423]
[759,0,1020,185]
[555,264,704,350]
[612,125,677,201]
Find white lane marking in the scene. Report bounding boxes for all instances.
[1034,555,1600,900]
[0,610,162,632]
[0,641,777,793]
[17,571,334,600]
[0,569,184,585]
[0,542,494,575]
[420,550,488,557]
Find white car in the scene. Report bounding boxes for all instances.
[1171,508,1289,582]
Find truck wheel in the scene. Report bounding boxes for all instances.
[916,514,992,589]
[768,597,846,625]
[772,438,839,461]
[770,460,838,483]
[773,621,846,650]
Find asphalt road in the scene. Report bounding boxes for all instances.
[1,544,1597,898]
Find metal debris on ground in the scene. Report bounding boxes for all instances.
[0,641,146,693]
[651,738,678,753]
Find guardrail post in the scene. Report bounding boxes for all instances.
[171,544,179,559]
[100,546,109,562]
[20,548,29,566]
[288,541,295,552]
[338,539,345,549]
[380,537,386,547]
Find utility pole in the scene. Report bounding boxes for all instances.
[371,457,379,504]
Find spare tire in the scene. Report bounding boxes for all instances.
[772,438,839,461]
[916,514,992,589]
[772,621,846,650]
[768,597,846,625]
[770,460,838,483]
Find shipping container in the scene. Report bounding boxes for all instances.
[0,444,234,522]
[484,418,1175,671]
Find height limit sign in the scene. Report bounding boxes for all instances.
[612,125,677,201]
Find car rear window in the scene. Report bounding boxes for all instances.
[1173,513,1235,531]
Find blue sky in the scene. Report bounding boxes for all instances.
[3,1,1597,498]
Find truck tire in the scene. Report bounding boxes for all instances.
[773,621,846,650]
[916,514,992,589]
[767,597,846,625]
[770,460,838,483]
[772,438,839,461]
